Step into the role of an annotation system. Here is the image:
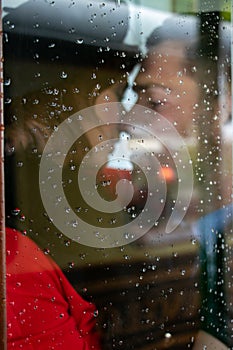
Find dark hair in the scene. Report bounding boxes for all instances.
[146,15,199,61]
[146,14,230,67]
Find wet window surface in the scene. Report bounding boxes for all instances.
[2,1,232,349]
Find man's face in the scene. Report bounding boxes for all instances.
[134,41,199,137]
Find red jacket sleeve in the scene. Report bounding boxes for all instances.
[6,227,101,350]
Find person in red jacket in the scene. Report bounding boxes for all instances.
[6,226,101,350]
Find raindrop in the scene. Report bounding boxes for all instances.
[69,28,75,34]
[4,78,11,86]
[11,208,20,216]
[79,253,86,260]
[73,87,80,94]
[4,98,12,104]
[68,262,75,269]
[124,232,130,240]
[32,147,38,154]
[164,332,172,339]
[93,310,99,317]
[104,95,110,101]
[6,145,15,154]
[71,220,78,228]
[7,22,15,29]
[165,88,171,95]
[17,161,23,167]
[123,255,130,260]
[76,38,84,44]
[60,71,68,79]
[64,240,71,246]
[70,164,76,171]
[19,215,25,222]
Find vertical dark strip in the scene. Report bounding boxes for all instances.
[0,0,6,349]
[197,4,229,345]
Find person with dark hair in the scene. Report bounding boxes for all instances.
[133,39,199,137]
[128,17,232,349]
[94,15,232,348]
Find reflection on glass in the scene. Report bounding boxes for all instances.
[2,1,232,349]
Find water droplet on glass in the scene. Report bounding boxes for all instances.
[11,208,20,216]
[4,78,11,86]
[165,332,172,339]
[124,232,130,240]
[70,164,76,171]
[19,215,25,222]
[4,98,12,104]
[64,240,71,247]
[76,38,84,44]
[60,71,68,79]
[69,28,75,34]
[68,262,75,269]
[93,310,99,317]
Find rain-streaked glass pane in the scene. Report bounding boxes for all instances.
[2,0,232,349]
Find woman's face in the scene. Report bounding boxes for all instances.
[134,41,199,137]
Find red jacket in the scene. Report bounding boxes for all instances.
[6,227,101,349]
